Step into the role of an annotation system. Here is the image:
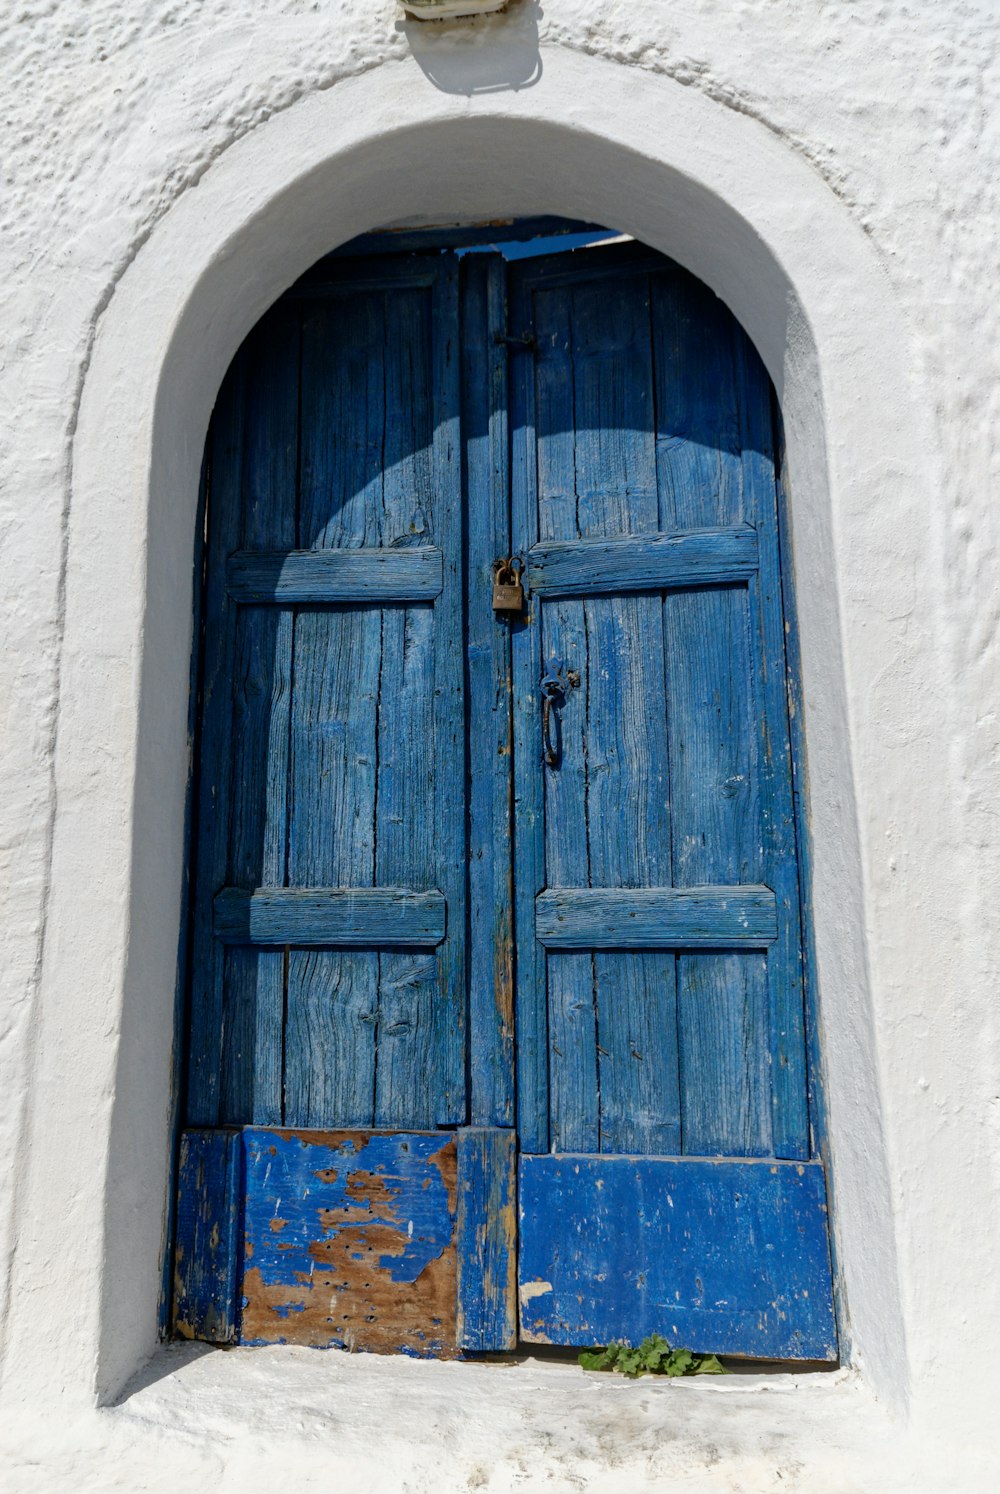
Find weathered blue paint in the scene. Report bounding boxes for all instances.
[178,236,833,1362]
[526,525,758,596]
[170,1126,518,1356]
[456,1128,518,1352]
[462,253,516,1130]
[172,1129,241,1343]
[535,886,778,949]
[505,242,833,1350]
[518,1154,837,1361]
[226,546,444,603]
[509,245,814,1167]
[240,1128,458,1354]
[244,1130,454,1287]
[185,258,466,1137]
[213,887,446,947]
[427,257,468,1127]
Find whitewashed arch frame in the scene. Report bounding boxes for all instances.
[6,49,932,1410]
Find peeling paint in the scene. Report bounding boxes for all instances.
[241,1130,459,1355]
[519,1279,554,1302]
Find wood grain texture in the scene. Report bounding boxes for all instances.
[456,1128,518,1352]
[186,303,303,1126]
[509,261,553,1154]
[227,546,443,602]
[536,886,777,948]
[462,255,515,1129]
[185,353,246,1126]
[525,267,681,1156]
[172,1130,240,1343]
[179,241,828,1362]
[222,305,299,1126]
[284,286,383,1127]
[214,887,447,946]
[530,275,592,1155]
[373,298,441,1130]
[240,1128,458,1356]
[281,271,454,1131]
[427,257,467,1125]
[733,323,810,1160]
[518,1154,837,1361]
[512,251,814,1178]
[526,525,758,596]
[565,283,677,1158]
[652,270,773,1158]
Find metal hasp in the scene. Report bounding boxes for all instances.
[492,557,525,614]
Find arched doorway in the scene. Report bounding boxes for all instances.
[172,222,836,1361]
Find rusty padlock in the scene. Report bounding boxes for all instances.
[491,557,525,614]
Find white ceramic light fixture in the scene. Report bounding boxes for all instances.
[401,0,508,19]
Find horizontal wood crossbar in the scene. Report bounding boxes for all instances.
[525,525,758,597]
[226,546,443,604]
[535,885,777,949]
[214,887,447,946]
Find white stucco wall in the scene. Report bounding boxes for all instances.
[1,3,998,1489]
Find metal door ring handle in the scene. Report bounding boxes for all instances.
[540,658,576,768]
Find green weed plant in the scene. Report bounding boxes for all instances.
[578,1333,726,1379]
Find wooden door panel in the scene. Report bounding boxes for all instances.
[461,255,516,1132]
[187,258,465,1136]
[173,1126,517,1356]
[518,1154,836,1360]
[179,238,833,1362]
[510,244,832,1357]
[512,247,810,1164]
[188,302,299,1128]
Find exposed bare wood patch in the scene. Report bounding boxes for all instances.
[240,1129,459,1356]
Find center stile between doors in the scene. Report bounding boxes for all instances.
[172,230,838,1363]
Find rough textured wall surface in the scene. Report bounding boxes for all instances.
[1,1,998,1486]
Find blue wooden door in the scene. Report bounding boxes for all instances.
[506,245,836,1360]
[178,254,517,1356]
[175,239,835,1361]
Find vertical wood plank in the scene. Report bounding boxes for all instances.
[532,272,679,1155]
[172,1129,240,1343]
[456,1128,518,1352]
[735,323,809,1159]
[775,448,825,1162]
[375,285,439,1127]
[162,453,210,1332]
[462,255,515,1130]
[573,277,678,1156]
[285,289,384,1126]
[429,257,467,1125]
[532,282,596,1152]
[511,266,550,1154]
[285,600,382,1125]
[221,303,300,1124]
[653,271,771,1156]
[186,355,246,1126]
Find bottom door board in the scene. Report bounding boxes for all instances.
[518,1154,837,1361]
[172,1127,516,1357]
